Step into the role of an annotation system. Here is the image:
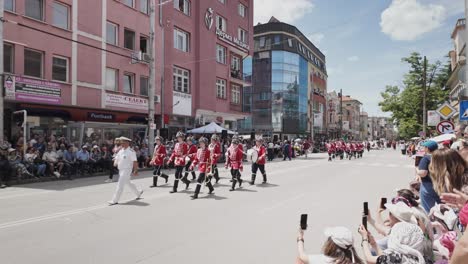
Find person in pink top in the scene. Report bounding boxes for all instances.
[225,139,244,191]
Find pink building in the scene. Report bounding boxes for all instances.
[3,0,252,142]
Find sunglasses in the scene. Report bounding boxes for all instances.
[391,196,412,207]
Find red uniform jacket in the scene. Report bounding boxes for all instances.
[351,143,357,151]
[190,148,210,173]
[226,145,243,170]
[169,142,188,166]
[208,142,221,165]
[253,145,266,165]
[187,144,197,162]
[151,144,166,166]
[326,143,335,153]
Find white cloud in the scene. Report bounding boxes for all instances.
[254,0,314,24]
[380,0,446,41]
[347,56,360,62]
[308,33,324,47]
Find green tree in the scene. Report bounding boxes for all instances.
[379,52,451,139]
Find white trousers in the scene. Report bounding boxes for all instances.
[111,168,141,203]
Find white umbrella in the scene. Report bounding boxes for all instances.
[430,134,456,143]
[411,137,420,140]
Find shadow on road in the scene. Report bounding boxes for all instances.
[119,200,150,206]
[255,183,279,188]
[233,188,257,193]
[198,194,228,200]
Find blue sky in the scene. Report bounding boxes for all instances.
[254,0,465,116]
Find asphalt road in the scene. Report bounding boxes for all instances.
[0,149,414,264]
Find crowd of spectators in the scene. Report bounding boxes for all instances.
[296,125,468,264]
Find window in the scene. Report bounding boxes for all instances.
[238,28,247,43]
[124,29,135,50]
[216,44,226,64]
[216,16,226,32]
[52,2,70,29]
[173,0,190,15]
[259,37,265,48]
[231,84,241,104]
[140,76,149,96]
[25,0,44,21]
[140,35,148,54]
[231,56,240,71]
[122,0,134,8]
[52,56,68,82]
[238,3,246,17]
[106,22,118,45]
[5,0,14,12]
[4,44,13,73]
[174,28,189,52]
[287,38,293,47]
[218,0,225,3]
[123,73,135,93]
[173,66,190,93]
[273,35,281,45]
[216,79,226,99]
[105,68,118,91]
[140,0,148,14]
[24,49,43,78]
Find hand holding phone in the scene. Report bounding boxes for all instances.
[300,214,308,230]
[362,215,368,230]
[380,198,387,209]
[363,202,369,216]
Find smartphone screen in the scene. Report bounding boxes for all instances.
[362,215,368,230]
[380,198,387,209]
[300,214,308,230]
[363,202,369,216]
[415,156,422,167]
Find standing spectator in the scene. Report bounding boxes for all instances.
[101,146,114,182]
[429,149,468,195]
[459,139,468,162]
[134,146,143,169]
[140,143,150,168]
[283,140,291,161]
[267,141,274,161]
[24,147,46,178]
[43,145,64,178]
[417,140,441,213]
[400,141,407,155]
[0,145,11,188]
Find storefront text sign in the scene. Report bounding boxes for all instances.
[87,112,115,121]
[216,29,249,51]
[173,91,192,116]
[104,93,148,110]
[4,75,62,104]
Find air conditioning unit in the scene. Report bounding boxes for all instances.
[154,95,160,103]
[142,53,152,63]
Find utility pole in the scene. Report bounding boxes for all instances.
[0,0,4,143]
[465,0,468,94]
[422,56,427,138]
[339,89,343,139]
[148,0,156,154]
[310,92,314,141]
[159,0,165,137]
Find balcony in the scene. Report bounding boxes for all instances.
[231,68,252,84]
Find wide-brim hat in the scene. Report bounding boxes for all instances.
[8,148,16,153]
[118,137,132,142]
[385,202,417,224]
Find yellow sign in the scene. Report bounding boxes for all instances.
[436,103,457,119]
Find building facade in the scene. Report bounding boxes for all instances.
[341,96,362,139]
[2,0,254,142]
[251,17,327,140]
[367,117,397,141]
[448,18,467,123]
[326,91,340,139]
[359,112,368,141]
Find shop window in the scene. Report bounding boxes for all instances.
[25,0,43,21]
[52,56,68,82]
[4,44,13,73]
[24,48,43,78]
[52,2,70,30]
[124,29,136,50]
[106,68,118,91]
[123,73,135,93]
[140,76,149,96]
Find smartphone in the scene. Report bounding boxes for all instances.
[415,156,422,167]
[380,198,387,209]
[300,214,308,230]
[363,202,369,216]
[362,215,368,230]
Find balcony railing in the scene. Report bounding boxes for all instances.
[231,68,252,83]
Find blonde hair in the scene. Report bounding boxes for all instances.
[429,149,467,194]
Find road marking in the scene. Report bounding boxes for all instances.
[0,190,55,200]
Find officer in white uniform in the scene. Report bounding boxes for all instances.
[108,137,143,205]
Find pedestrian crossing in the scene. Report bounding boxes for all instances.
[329,161,413,168]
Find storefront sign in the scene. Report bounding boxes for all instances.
[104,93,148,110]
[173,91,192,116]
[4,75,62,104]
[216,28,249,51]
[87,112,115,121]
[427,110,440,126]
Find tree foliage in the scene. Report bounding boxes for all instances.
[379,52,451,139]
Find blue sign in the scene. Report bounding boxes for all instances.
[460,100,468,121]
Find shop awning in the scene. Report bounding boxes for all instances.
[187,122,236,134]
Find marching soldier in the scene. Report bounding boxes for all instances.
[167,132,190,193]
[183,136,197,181]
[250,138,267,185]
[149,136,169,188]
[225,139,244,191]
[108,137,143,205]
[189,137,215,199]
[209,134,221,183]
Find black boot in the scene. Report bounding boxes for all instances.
[262,174,267,184]
[213,174,220,184]
[170,180,179,193]
[230,179,237,191]
[183,177,190,190]
[250,174,256,185]
[162,174,169,183]
[191,171,196,181]
[207,182,215,194]
[191,184,201,200]
[150,176,158,188]
[238,177,243,187]
[328,156,332,161]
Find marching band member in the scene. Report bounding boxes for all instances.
[225,139,244,191]
[189,137,215,199]
[326,141,335,162]
[167,132,189,193]
[209,135,221,184]
[149,136,169,188]
[183,136,197,181]
[250,138,267,185]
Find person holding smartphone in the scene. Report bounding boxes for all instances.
[296,226,363,264]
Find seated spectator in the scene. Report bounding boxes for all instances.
[8,148,33,179]
[24,147,46,178]
[42,145,64,178]
[76,145,90,173]
[34,137,46,153]
[297,226,363,264]
[63,145,77,179]
[89,145,102,172]
[360,222,430,264]
[56,144,67,160]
